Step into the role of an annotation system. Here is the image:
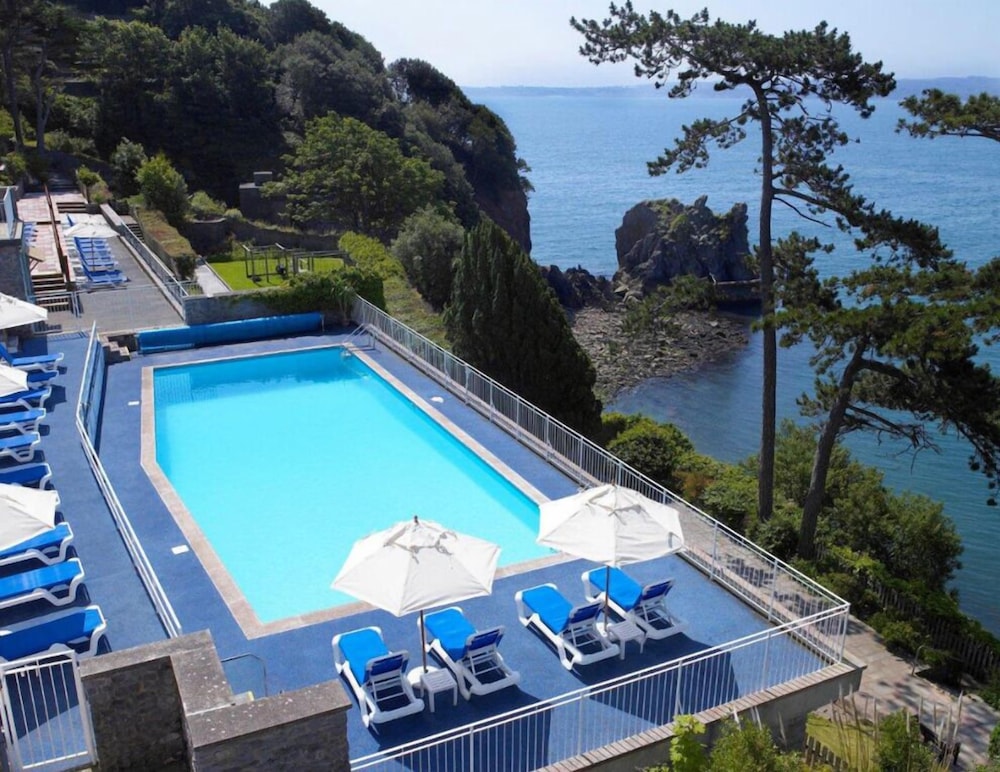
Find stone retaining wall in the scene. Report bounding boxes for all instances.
[80,631,352,771]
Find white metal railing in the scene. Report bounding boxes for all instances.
[352,298,847,630]
[351,297,851,770]
[76,323,182,637]
[116,219,189,311]
[353,605,846,771]
[0,651,97,771]
[2,187,14,238]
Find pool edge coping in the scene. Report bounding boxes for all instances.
[140,342,570,639]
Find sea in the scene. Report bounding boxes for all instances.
[467,82,1000,635]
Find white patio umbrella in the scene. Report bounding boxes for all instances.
[63,222,118,239]
[537,484,685,625]
[0,483,59,552]
[0,293,47,331]
[0,362,28,398]
[333,515,500,672]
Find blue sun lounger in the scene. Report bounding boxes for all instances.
[0,343,63,374]
[0,522,73,568]
[0,407,45,435]
[0,462,53,489]
[0,558,84,611]
[25,370,56,385]
[515,584,619,670]
[332,626,424,727]
[0,432,40,463]
[0,605,106,663]
[0,387,51,411]
[424,607,520,699]
[583,567,687,640]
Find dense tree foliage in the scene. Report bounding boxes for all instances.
[276,113,443,236]
[0,0,80,151]
[898,89,1000,142]
[391,206,464,310]
[390,58,531,248]
[12,0,529,248]
[572,5,895,524]
[777,224,1000,556]
[446,220,602,436]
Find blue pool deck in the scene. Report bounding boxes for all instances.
[16,330,829,762]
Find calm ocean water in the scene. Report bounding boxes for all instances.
[469,85,1000,634]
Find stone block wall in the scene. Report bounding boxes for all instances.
[79,630,352,772]
[182,292,281,326]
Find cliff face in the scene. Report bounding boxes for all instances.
[614,196,754,295]
[476,186,531,255]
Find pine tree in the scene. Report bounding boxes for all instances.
[446,220,602,437]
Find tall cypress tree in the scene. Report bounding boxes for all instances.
[446,220,603,437]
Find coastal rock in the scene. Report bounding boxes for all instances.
[614,196,754,295]
[541,265,616,309]
[570,306,748,400]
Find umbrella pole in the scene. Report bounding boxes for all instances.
[420,609,428,672]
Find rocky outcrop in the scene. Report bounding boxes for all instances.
[540,265,616,310]
[614,196,754,296]
[477,186,532,255]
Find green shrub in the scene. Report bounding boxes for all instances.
[874,711,936,772]
[45,130,97,157]
[868,613,925,655]
[111,138,147,196]
[253,267,385,323]
[607,417,693,489]
[135,208,196,278]
[697,466,758,531]
[190,190,227,220]
[391,205,463,309]
[136,153,188,225]
[989,722,1000,761]
[339,231,404,279]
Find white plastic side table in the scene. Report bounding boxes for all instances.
[606,619,646,659]
[408,666,458,712]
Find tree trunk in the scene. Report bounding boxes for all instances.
[755,87,776,525]
[1,46,24,150]
[798,344,867,559]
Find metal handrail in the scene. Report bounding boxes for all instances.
[352,604,848,770]
[76,323,182,638]
[351,297,848,620]
[116,220,189,311]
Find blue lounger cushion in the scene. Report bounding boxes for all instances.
[332,626,423,727]
[424,607,519,699]
[338,627,394,687]
[515,584,618,669]
[26,370,56,385]
[0,431,39,462]
[583,567,686,640]
[425,607,477,662]
[0,408,45,434]
[0,344,62,373]
[0,558,83,610]
[0,462,53,489]
[0,605,106,662]
[0,387,50,410]
[0,522,72,567]
[585,567,644,612]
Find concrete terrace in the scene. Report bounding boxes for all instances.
[15,329,841,766]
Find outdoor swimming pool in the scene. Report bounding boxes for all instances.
[151,346,548,623]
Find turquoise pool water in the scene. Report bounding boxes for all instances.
[153,347,546,622]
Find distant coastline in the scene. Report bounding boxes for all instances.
[465,76,1000,100]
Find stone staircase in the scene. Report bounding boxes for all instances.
[123,220,145,243]
[103,334,133,363]
[31,273,71,311]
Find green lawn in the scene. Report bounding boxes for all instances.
[208,256,344,291]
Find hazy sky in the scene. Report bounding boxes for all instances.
[309,0,999,87]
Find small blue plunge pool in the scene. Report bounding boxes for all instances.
[152,347,546,622]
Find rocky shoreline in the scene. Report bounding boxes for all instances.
[570,306,750,402]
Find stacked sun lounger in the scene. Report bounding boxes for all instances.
[0,350,107,662]
[71,236,127,286]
